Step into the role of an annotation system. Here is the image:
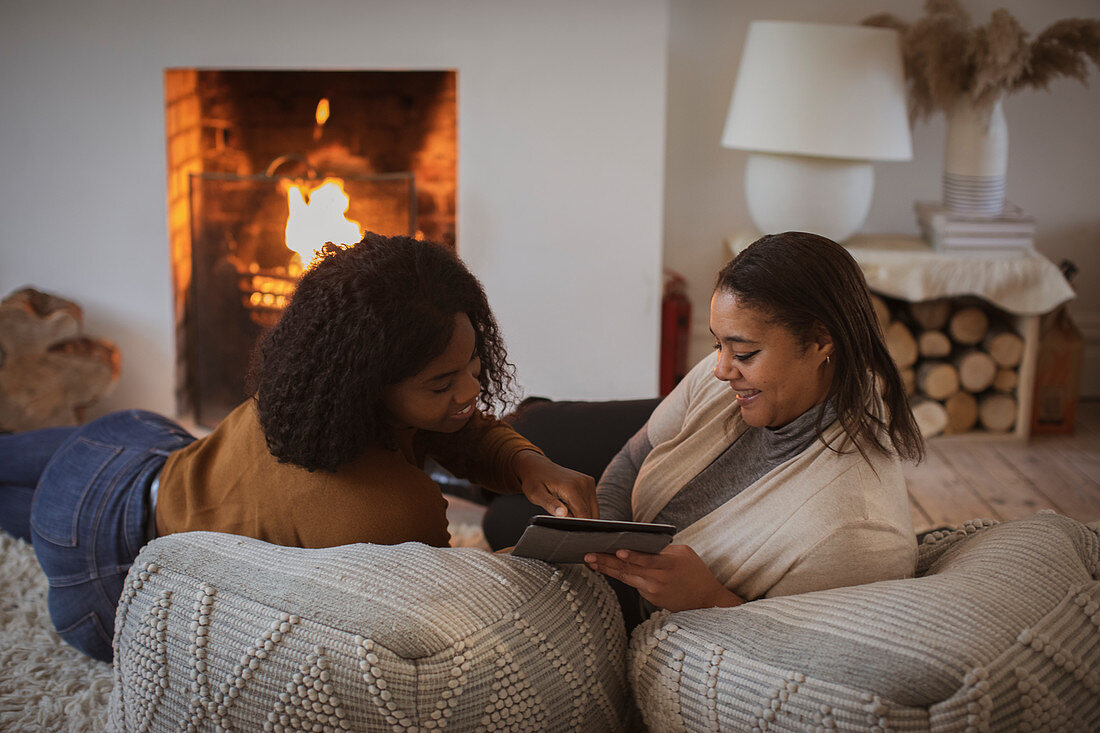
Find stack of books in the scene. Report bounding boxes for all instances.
[915,201,1036,255]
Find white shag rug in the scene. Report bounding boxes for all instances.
[0,533,113,732]
[0,512,488,732]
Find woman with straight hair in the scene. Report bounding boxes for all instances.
[586,231,923,623]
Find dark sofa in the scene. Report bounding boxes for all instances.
[429,396,661,549]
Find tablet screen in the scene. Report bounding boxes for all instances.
[530,515,675,535]
[512,515,676,563]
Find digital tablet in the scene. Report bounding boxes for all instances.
[511,515,676,564]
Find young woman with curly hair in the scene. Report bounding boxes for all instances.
[0,233,596,662]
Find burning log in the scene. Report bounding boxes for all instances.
[0,288,120,432]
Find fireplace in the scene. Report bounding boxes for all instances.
[165,69,457,426]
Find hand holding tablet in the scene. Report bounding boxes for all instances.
[511,515,676,563]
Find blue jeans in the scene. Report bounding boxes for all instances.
[0,410,194,662]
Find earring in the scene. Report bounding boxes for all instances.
[826,355,831,365]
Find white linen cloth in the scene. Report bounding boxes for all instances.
[726,233,1074,315]
[843,234,1072,315]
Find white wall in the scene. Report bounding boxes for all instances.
[666,0,1100,396]
[0,0,669,419]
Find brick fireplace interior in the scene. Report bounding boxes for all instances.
[164,69,457,426]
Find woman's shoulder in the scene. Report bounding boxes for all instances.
[163,400,265,468]
[786,441,910,536]
[801,432,904,491]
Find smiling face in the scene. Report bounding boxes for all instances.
[710,289,834,428]
[382,312,482,434]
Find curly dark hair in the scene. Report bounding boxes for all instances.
[716,232,924,463]
[253,233,517,472]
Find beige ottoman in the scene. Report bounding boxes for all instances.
[109,531,633,732]
[630,513,1100,732]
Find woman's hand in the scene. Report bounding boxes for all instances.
[584,544,743,612]
[512,450,598,519]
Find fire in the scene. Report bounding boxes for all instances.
[284,178,362,266]
[313,98,330,141]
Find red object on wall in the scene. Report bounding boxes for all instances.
[660,270,692,396]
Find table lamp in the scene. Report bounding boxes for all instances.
[721,21,912,242]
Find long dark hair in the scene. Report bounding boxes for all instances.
[716,231,923,462]
[253,233,517,472]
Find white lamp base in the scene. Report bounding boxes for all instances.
[743,152,874,243]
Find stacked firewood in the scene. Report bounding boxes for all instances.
[873,294,1023,437]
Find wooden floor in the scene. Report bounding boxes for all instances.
[905,399,1100,533]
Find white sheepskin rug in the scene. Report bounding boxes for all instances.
[0,533,112,732]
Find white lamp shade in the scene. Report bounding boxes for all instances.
[722,21,912,162]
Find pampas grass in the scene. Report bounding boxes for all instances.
[864,0,1100,121]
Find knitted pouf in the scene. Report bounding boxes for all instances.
[108,531,633,732]
[629,512,1100,732]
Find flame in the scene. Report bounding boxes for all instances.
[284,178,362,265]
[315,97,330,126]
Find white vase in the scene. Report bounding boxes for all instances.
[942,97,1008,215]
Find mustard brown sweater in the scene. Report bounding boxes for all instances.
[156,400,538,548]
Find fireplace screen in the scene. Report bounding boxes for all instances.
[165,68,456,427]
[188,171,415,426]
